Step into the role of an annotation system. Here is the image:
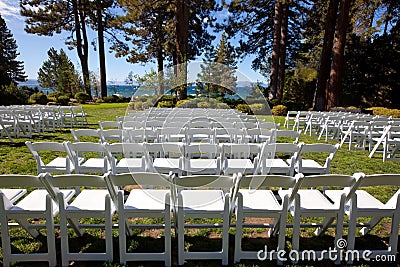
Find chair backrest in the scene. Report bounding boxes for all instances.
[185,143,220,159]
[99,121,122,130]
[221,143,261,159]
[173,175,234,189]
[298,174,356,189]
[43,174,108,196]
[71,129,100,142]
[99,129,126,143]
[359,174,400,187]
[274,130,301,144]
[300,143,339,154]
[0,174,44,189]
[105,142,146,158]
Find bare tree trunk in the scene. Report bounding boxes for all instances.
[269,0,282,100]
[97,2,107,99]
[157,44,164,95]
[327,0,352,110]
[175,0,189,100]
[313,0,340,111]
[74,0,91,97]
[277,1,289,104]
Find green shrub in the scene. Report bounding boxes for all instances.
[103,95,118,103]
[216,103,230,109]
[157,101,174,108]
[271,104,288,116]
[237,104,251,114]
[48,91,62,99]
[75,92,91,104]
[367,107,400,118]
[96,98,105,103]
[0,83,28,105]
[197,101,211,108]
[250,103,266,115]
[175,99,197,108]
[47,96,57,103]
[133,101,144,110]
[30,92,48,105]
[57,95,70,106]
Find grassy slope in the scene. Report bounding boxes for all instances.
[1,105,398,266]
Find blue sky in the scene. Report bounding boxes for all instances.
[0,1,267,84]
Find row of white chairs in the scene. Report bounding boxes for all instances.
[1,172,399,266]
[0,105,87,141]
[72,127,297,144]
[26,141,339,177]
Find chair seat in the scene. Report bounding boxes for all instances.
[12,189,74,214]
[154,158,181,169]
[181,190,225,212]
[240,189,281,212]
[46,157,69,168]
[225,159,254,174]
[187,159,218,173]
[82,158,106,168]
[67,190,115,211]
[117,158,144,169]
[297,190,340,210]
[124,189,170,211]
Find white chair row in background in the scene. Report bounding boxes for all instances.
[26,140,339,177]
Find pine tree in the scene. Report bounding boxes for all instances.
[38,48,82,96]
[0,14,26,88]
[197,33,237,98]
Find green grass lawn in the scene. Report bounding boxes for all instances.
[1,104,399,266]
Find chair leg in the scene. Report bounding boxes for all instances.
[59,205,70,267]
[46,197,57,266]
[0,210,11,267]
[105,197,113,263]
[164,208,172,267]
[234,209,243,263]
[222,208,230,265]
[292,212,301,252]
[315,217,335,236]
[177,206,185,265]
[359,216,383,235]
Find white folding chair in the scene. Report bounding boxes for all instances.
[183,143,221,175]
[26,141,78,174]
[106,172,172,266]
[232,174,303,264]
[339,120,370,150]
[173,175,235,265]
[368,125,400,162]
[255,143,303,176]
[145,142,184,176]
[42,173,115,266]
[105,142,147,174]
[273,129,301,144]
[0,174,69,267]
[71,106,88,125]
[0,117,14,143]
[59,106,75,128]
[71,129,101,143]
[99,120,122,130]
[279,174,357,262]
[284,111,298,128]
[186,128,215,144]
[157,127,187,143]
[294,143,339,175]
[325,173,400,261]
[99,129,128,143]
[64,141,109,174]
[221,143,261,175]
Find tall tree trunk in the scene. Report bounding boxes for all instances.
[313,0,340,111]
[73,0,91,97]
[269,0,282,100]
[277,1,289,104]
[327,0,351,110]
[157,44,164,95]
[175,0,189,100]
[97,2,107,99]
